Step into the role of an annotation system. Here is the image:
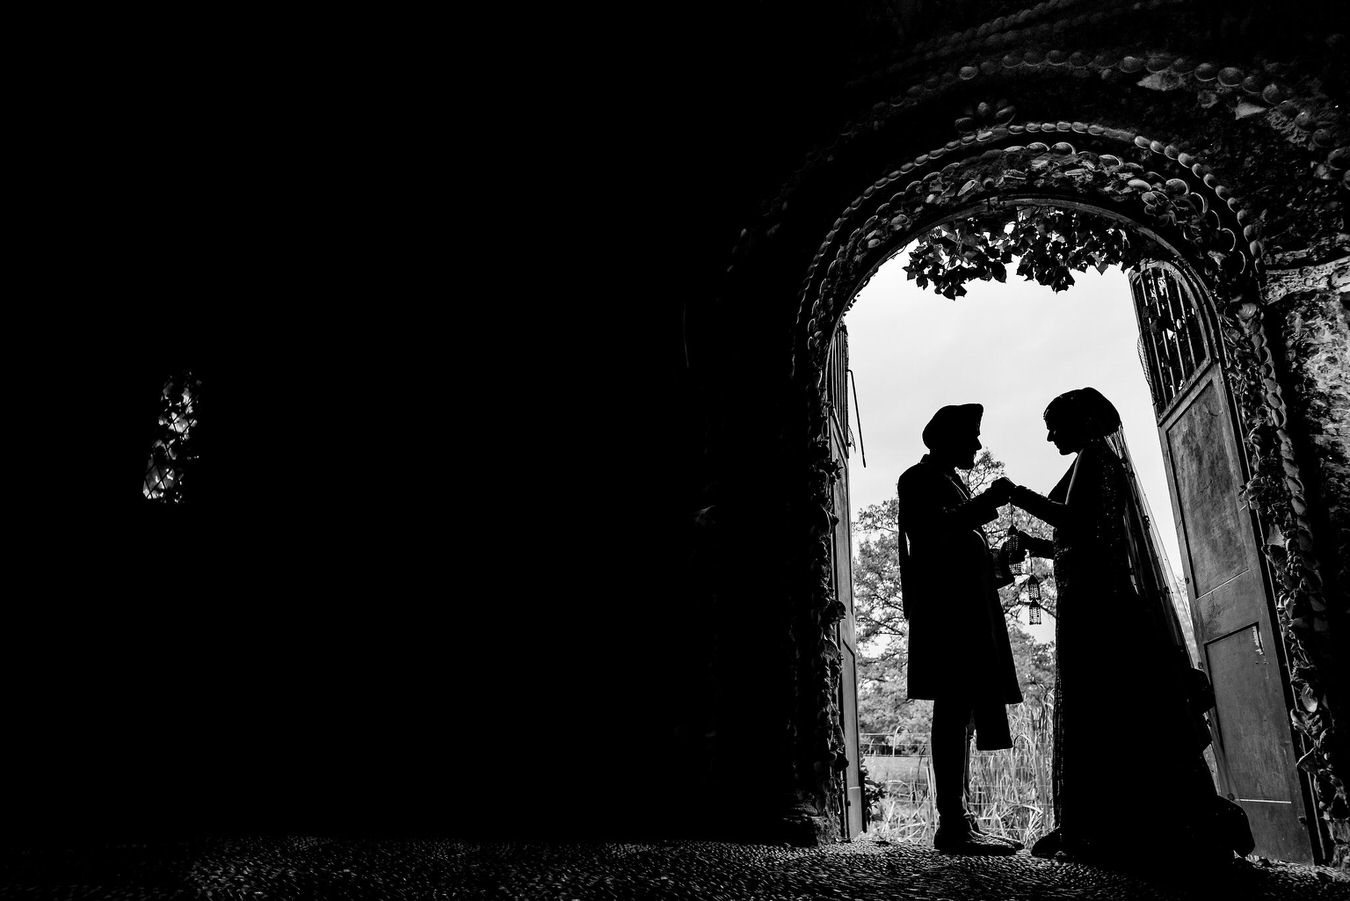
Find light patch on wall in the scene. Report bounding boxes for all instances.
[143,372,201,503]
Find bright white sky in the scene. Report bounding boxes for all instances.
[845,249,1187,642]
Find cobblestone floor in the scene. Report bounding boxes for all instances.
[0,835,1346,900]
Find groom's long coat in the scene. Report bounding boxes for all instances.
[898,455,1022,704]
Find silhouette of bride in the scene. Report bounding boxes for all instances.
[994,387,1253,868]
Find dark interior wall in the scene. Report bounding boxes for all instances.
[16,352,525,838]
[8,6,856,841]
[17,50,492,832]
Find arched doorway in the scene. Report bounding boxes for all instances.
[705,37,1347,861]
[799,182,1332,862]
[831,220,1315,860]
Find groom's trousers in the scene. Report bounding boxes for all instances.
[931,695,1013,824]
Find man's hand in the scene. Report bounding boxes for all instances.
[986,476,1017,504]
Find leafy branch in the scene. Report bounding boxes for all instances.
[903,207,1153,299]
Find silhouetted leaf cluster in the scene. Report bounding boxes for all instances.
[903,207,1151,299]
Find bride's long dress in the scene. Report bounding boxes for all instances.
[1018,436,1239,862]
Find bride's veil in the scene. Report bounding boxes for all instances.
[1104,429,1200,666]
[1104,423,1230,784]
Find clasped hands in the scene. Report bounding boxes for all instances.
[983,478,1043,560]
[984,476,1020,505]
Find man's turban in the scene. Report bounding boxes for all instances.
[921,403,984,449]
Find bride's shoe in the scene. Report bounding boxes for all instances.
[1030,828,1063,859]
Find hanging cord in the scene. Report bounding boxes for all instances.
[847,368,867,468]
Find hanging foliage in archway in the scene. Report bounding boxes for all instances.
[903,207,1154,298]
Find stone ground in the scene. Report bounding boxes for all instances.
[0,835,1347,900]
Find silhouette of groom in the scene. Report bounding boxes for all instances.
[897,404,1024,854]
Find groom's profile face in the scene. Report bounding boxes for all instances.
[941,431,981,470]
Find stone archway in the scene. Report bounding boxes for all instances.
[709,22,1347,861]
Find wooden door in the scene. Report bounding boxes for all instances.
[1130,263,1316,862]
[826,326,865,837]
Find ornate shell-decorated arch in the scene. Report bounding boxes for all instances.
[720,24,1348,855]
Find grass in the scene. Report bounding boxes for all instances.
[865,700,1054,846]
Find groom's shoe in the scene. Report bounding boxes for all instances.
[934,824,1018,856]
[966,813,1025,850]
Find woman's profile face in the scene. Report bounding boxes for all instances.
[1044,410,1086,455]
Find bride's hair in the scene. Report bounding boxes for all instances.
[1044,387,1122,438]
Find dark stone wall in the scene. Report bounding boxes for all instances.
[1267,261,1350,612]
[1266,259,1350,864]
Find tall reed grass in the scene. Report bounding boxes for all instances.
[867,699,1054,846]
